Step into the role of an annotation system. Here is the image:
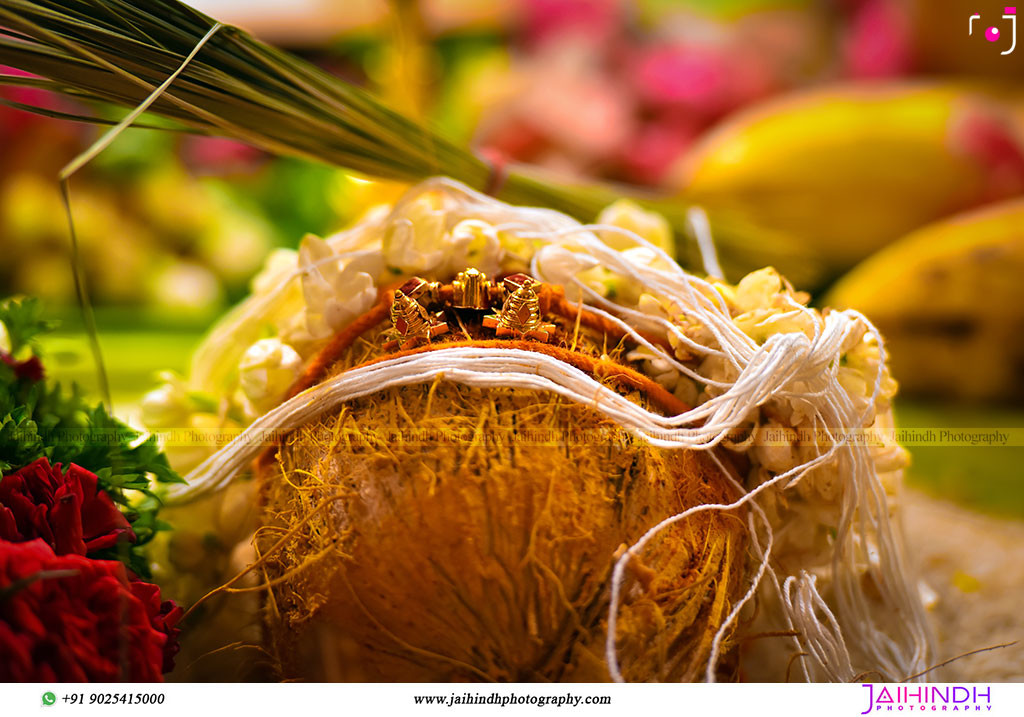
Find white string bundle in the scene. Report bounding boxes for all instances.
[170,178,933,683]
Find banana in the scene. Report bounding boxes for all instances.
[825,199,1024,401]
[674,83,1024,280]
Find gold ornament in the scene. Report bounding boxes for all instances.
[483,280,556,342]
[385,290,448,350]
[452,268,490,309]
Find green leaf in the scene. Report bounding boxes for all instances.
[0,296,58,356]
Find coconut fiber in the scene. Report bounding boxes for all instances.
[256,288,747,682]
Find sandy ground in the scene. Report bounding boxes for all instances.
[904,489,1024,682]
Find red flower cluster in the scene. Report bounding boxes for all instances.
[0,459,182,682]
[0,458,135,556]
[0,540,180,681]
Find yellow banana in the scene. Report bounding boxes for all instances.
[825,199,1024,401]
[674,83,1024,278]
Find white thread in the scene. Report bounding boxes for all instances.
[687,206,724,280]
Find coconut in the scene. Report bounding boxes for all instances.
[256,307,747,682]
[162,179,934,683]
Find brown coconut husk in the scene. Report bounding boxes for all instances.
[254,292,749,682]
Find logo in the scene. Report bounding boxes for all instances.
[861,684,993,713]
[970,8,1017,55]
[41,692,56,706]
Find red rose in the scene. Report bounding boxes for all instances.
[127,579,184,673]
[0,458,135,556]
[0,539,179,681]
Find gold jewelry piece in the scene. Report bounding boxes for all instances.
[452,269,490,309]
[482,280,556,342]
[383,269,557,350]
[385,289,449,350]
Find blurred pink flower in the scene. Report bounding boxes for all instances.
[631,44,775,118]
[950,105,1024,201]
[620,116,697,185]
[181,136,265,176]
[0,66,62,136]
[843,0,913,78]
[521,0,623,48]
